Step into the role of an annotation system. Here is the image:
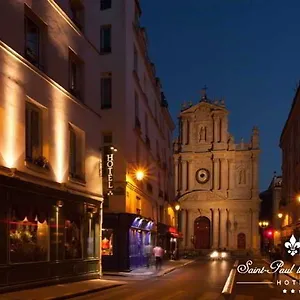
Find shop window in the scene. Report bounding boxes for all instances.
[10,210,49,263]
[86,213,96,258]
[65,219,82,259]
[102,229,113,255]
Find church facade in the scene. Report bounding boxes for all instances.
[174,92,260,253]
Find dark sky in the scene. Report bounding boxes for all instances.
[141,0,299,191]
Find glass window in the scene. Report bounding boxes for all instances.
[25,17,40,66]
[25,102,42,162]
[101,77,112,109]
[65,219,82,259]
[69,52,83,100]
[100,26,111,53]
[102,229,113,255]
[10,213,49,263]
[100,0,111,10]
[87,214,96,258]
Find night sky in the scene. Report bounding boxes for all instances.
[141,0,299,191]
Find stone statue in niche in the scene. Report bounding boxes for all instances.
[239,169,246,184]
[199,126,206,142]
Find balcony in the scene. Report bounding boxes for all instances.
[145,135,151,149]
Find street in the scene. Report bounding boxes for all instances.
[72,259,299,300]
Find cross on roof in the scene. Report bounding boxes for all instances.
[200,85,208,100]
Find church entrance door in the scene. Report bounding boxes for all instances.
[194,216,210,249]
[237,233,246,249]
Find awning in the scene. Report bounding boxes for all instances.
[168,226,183,238]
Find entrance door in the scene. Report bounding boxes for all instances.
[194,217,210,249]
[237,233,246,249]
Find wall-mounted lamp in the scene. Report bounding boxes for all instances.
[278,213,283,219]
[136,169,145,181]
[175,203,180,211]
[56,200,64,208]
[110,146,118,152]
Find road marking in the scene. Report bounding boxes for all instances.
[197,291,221,299]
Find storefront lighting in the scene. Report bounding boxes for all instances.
[136,170,145,181]
[278,213,283,219]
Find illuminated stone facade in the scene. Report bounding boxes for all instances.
[174,93,260,252]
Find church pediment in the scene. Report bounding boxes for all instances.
[180,101,227,117]
[179,190,227,203]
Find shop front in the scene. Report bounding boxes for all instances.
[167,227,182,259]
[102,213,156,271]
[0,174,100,292]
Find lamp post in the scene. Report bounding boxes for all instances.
[175,202,180,260]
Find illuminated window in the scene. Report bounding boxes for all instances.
[100,25,111,53]
[25,102,43,162]
[100,0,111,10]
[65,219,82,259]
[102,229,113,255]
[25,17,40,66]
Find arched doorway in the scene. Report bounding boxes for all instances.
[237,233,246,249]
[194,216,210,249]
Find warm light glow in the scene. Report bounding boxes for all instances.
[175,204,180,211]
[298,196,300,202]
[136,170,145,181]
[221,252,227,258]
[259,222,262,226]
[278,213,283,219]
[210,251,219,258]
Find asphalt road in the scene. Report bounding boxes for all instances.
[73,259,232,300]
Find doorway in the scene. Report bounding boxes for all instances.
[194,216,210,249]
[237,232,246,249]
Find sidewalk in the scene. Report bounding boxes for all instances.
[103,258,195,277]
[0,278,125,300]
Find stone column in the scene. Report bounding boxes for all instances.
[181,210,187,247]
[220,209,227,248]
[220,159,229,190]
[175,160,179,192]
[213,159,220,190]
[182,161,187,191]
[252,155,259,191]
[252,210,260,250]
[221,117,227,143]
[213,209,219,248]
[186,209,190,248]
[213,116,220,142]
[248,209,253,249]
[228,159,235,190]
[228,210,234,249]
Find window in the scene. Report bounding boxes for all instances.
[100,0,111,10]
[136,197,141,215]
[100,26,111,53]
[25,102,43,162]
[24,16,42,69]
[101,76,112,108]
[134,46,138,72]
[69,51,84,100]
[86,209,96,258]
[65,219,82,259]
[69,125,85,181]
[103,132,113,145]
[102,229,113,255]
[70,0,84,30]
[10,204,49,263]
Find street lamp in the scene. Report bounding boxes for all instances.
[278,213,283,219]
[175,203,180,211]
[135,169,145,181]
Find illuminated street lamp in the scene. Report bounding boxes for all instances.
[135,169,145,181]
[175,203,180,211]
[297,195,300,202]
[278,213,283,219]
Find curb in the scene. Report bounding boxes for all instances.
[47,284,123,300]
[156,259,196,277]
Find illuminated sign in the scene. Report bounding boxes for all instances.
[107,153,114,196]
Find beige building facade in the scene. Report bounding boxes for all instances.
[174,93,260,252]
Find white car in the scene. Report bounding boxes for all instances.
[209,250,230,260]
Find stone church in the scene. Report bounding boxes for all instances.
[174,91,260,253]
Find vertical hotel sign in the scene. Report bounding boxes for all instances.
[107,152,114,196]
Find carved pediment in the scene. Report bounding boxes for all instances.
[179,190,227,203]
